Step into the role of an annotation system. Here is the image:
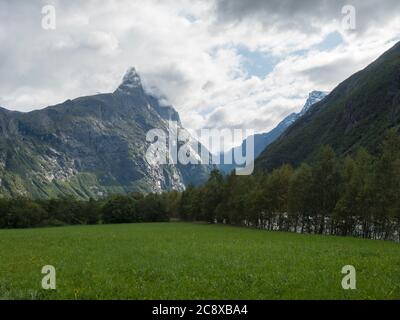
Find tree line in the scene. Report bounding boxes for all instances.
[0,193,169,229]
[175,130,400,241]
[0,130,399,241]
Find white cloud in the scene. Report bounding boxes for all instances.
[0,0,399,149]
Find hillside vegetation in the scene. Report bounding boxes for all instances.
[256,41,400,171]
[1,130,400,242]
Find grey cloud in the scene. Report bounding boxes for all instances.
[147,65,190,87]
[207,107,277,133]
[298,54,379,89]
[207,108,228,128]
[143,65,191,102]
[214,0,400,34]
[300,57,358,88]
[0,1,126,110]
[202,81,215,91]
[0,0,398,145]
[246,117,275,133]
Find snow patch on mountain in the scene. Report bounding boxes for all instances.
[219,91,329,174]
[300,91,329,115]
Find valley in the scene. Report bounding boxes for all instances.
[1,222,399,300]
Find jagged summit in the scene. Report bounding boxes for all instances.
[0,66,212,198]
[299,90,328,115]
[256,41,400,171]
[115,67,143,94]
[218,90,329,174]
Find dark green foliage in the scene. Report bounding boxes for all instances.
[0,193,169,229]
[0,198,47,228]
[334,149,375,237]
[102,195,138,224]
[176,130,400,241]
[201,170,224,223]
[288,163,313,233]
[136,194,169,222]
[310,146,341,234]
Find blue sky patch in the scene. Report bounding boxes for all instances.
[237,46,280,79]
[314,31,344,51]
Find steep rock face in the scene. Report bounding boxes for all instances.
[0,68,211,199]
[256,41,400,171]
[299,91,329,116]
[219,91,327,174]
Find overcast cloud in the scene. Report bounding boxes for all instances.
[0,0,399,149]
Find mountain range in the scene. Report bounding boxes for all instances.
[0,68,211,199]
[1,41,399,199]
[219,91,328,174]
[256,41,400,171]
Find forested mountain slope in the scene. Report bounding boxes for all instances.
[256,41,400,171]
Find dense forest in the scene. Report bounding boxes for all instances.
[0,193,169,229]
[177,130,400,241]
[0,130,399,241]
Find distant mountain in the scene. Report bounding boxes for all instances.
[299,91,329,116]
[0,67,212,199]
[256,41,400,171]
[219,91,328,174]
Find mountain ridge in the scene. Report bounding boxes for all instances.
[219,91,328,174]
[0,68,212,199]
[255,41,400,171]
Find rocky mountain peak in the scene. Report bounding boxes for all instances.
[114,67,143,94]
[300,90,328,115]
[0,65,212,198]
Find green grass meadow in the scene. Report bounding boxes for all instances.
[0,222,399,300]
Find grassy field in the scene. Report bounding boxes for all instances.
[0,222,399,300]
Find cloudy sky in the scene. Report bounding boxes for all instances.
[0,0,399,148]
